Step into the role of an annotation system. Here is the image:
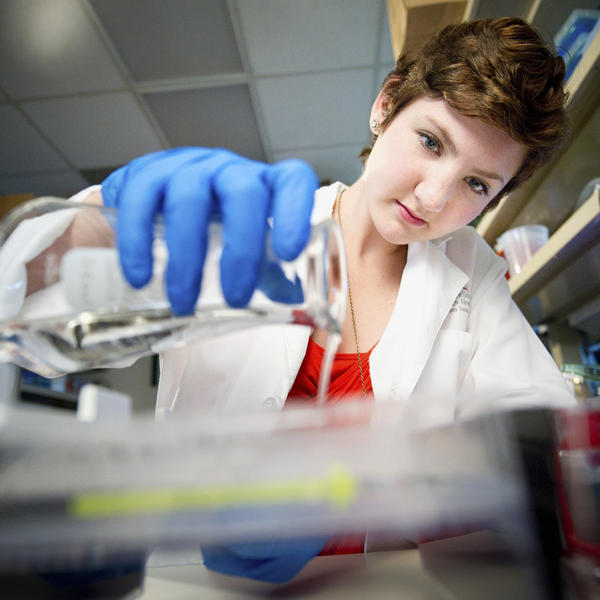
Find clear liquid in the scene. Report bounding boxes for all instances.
[316,332,341,407]
[1,306,314,378]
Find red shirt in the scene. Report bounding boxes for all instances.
[287,337,374,554]
[287,337,374,405]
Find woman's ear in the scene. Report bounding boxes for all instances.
[370,89,388,124]
[371,74,403,124]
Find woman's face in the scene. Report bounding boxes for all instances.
[361,96,526,246]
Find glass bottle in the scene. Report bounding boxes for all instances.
[0,198,346,377]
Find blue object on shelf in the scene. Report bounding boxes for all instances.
[554,9,600,80]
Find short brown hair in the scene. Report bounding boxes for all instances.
[362,17,569,209]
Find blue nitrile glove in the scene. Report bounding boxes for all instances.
[257,251,304,304]
[102,147,318,315]
[201,537,327,584]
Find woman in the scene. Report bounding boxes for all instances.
[96,17,574,581]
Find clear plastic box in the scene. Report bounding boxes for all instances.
[0,401,534,573]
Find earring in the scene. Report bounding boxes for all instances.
[370,118,380,134]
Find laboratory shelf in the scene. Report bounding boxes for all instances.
[509,185,600,306]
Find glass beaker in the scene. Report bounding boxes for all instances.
[0,198,346,377]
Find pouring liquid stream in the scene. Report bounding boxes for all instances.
[316,332,341,407]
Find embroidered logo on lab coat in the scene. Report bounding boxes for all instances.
[444,286,471,329]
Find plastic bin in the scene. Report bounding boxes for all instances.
[497,225,549,277]
[554,9,600,80]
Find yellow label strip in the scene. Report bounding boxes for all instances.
[69,464,358,519]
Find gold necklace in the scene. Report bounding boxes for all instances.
[336,188,368,401]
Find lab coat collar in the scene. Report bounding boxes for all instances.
[432,234,453,249]
[370,236,468,402]
[311,182,345,224]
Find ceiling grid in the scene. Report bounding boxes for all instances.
[226,0,273,163]
[0,0,393,195]
[79,0,171,150]
[0,0,579,197]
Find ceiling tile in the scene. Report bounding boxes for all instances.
[238,0,380,75]
[273,144,365,186]
[0,104,69,176]
[90,0,243,81]
[380,9,396,62]
[80,167,120,186]
[256,69,374,150]
[21,93,163,169]
[144,86,265,161]
[0,0,124,99]
[0,171,89,197]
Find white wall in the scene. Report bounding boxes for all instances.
[0,362,19,406]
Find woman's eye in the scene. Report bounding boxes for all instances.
[466,177,489,196]
[419,132,440,154]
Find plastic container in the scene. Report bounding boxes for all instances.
[554,9,600,81]
[0,401,532,574]
[555,406,600,578]
[496,225,549,278]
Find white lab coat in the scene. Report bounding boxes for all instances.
[157,182,574,426]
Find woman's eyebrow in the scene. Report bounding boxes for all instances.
[473,168,505,185]
[424,116,505,185]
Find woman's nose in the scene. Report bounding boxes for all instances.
[414,172,454,212]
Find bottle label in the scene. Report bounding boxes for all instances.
[60,247,125,310]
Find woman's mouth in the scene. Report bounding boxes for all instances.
[396,201,427,226]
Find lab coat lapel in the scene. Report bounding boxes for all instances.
[282,325,311,388]
[371,238,468,402]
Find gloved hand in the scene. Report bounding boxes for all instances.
[102,147,318,315]
[201,537,327,584]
